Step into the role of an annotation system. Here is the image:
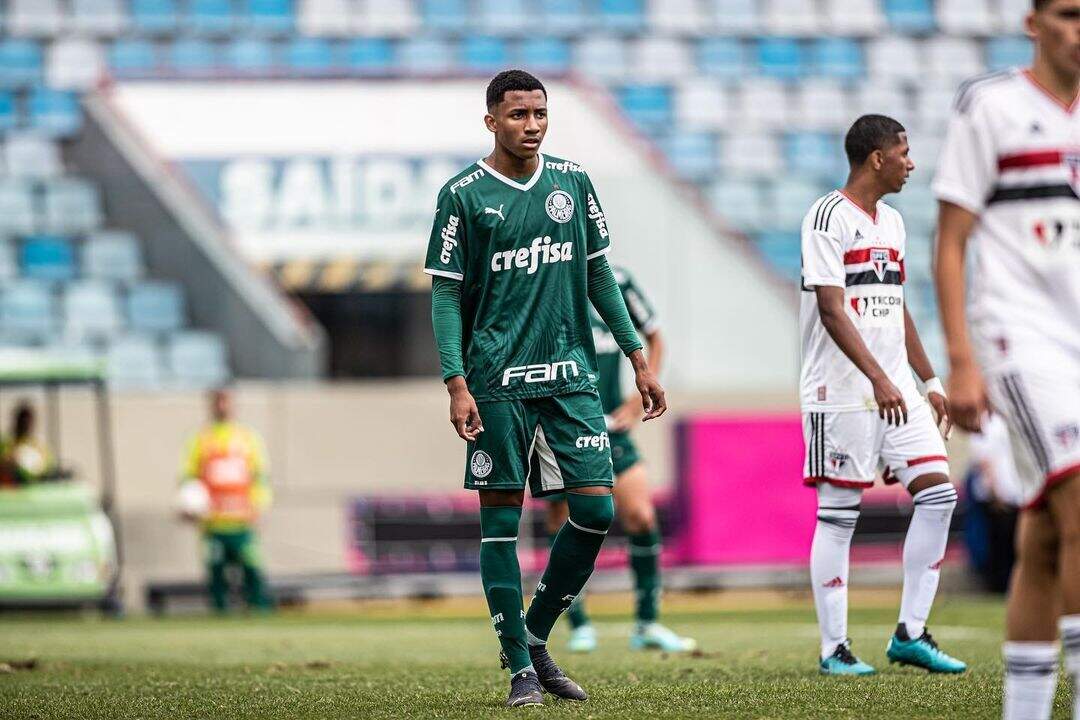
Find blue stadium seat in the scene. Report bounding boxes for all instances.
[400,37,454,75]
[0,92,17,132]
[521,38,570,75]
[84,231,144,283]
[477,0,528,35]
[0,180,36,236]
[811,38,863,80]
[764,177,827,232]
[106,334,164,388]
[0,281,56,342]
[663,132,717,182]
[987,37,1033,72]
[698,38,747,80]
[421,0,469,33]
[131,0,179,34]
[127,281,186,333]
[344,38,394,74]
[188,0,237,35]
[167,330,229,387]
[42,179,102,234]
[543,0,588,36]
[599,0,645,33]
[21,235,76,283]
[617,84,672,135]
[0,40,43,88]
[226,38,277,72]
[755,231,802,282]
[245,0,294,36]
[64,280,124,342]
[27,88,81,137]
[462,37,508,74]
[285,37,335,74]
[168,38,220,73]
[108,39,158,73]
[785,132,845,183]
[709,178,764,232]
[884,0,936,34]
[757,38,805,80]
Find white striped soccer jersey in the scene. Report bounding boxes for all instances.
[934,68,1080,503]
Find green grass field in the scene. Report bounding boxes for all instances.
[0,591,1070,719]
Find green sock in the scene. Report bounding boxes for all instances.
[547,529,591,629]
[629,529,662,623]
[480,506,531,673]
[526,493,613,643]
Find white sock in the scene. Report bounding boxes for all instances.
[1003,642,1059,720]
[1060,616,1080,719]
[811,501,859,659]
[899,484,957,638]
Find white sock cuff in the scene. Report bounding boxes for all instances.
[1004,641,1060,674]
[912,484,958,507]
[1060,616,1080,672]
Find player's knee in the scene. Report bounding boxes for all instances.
[480,505,522,539]
[566,491,615,534]
[619,503,656,535]
[1017,514,1059,574]
[911,480,958,513]
[816,483,861,535]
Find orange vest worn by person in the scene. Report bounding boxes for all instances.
[182,422,270,531]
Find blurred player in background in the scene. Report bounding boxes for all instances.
[545,267,695,654]
[425,70,666,708]
[179,388,273,612]
[933,1,1080,716]
[801,115,966,676]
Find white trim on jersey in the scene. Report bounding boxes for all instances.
[423,268,464,281]
[477,153,545,192]
[586,246,611,261]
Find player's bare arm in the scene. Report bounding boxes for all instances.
[611,328,664,430]
[814,285,907,425]
[934,200,988,433]
[902,306,951,437]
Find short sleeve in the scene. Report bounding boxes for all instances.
[619,273,659,334]
[801,225,845,289]
[581,172,612,260]
[424,185,466,281]
[932,101,997,215]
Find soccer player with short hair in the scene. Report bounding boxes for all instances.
[544,267,696,654]
[801,115,966,676]
[933,2,1080,716]
[425,70,667,708]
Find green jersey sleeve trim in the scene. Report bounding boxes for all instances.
[424,268,464,281]
[586,246,611,261]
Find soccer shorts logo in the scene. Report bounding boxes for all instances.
[545,190,575,223]
[470,450,493,478]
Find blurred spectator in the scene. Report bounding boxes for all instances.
[179,388,273,612]
[0,401,54,487]
[964,414,1021,593]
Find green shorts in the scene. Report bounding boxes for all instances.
[609,431,641,476]
[465,391,614,498]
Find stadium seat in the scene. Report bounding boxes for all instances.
[226,38,278,73]
[937,0,995,36]
[462,37,509,74]
[21,235,75,283]
[477,0,529,36]
[187,0,237,36]
[127,281,186,333]
[998,0,1031,31]
[733,79,789,130]
[755,231,802,282]
[708,177,766,231]
[0,239,16,281]
[399,37,454,75]
[914,83,958,133]
[108,39,159,74]
[83,231,145,284]
[0,180,35,236]
[520,38,571,75]
[344,38,394,74]
[697,38,747,80]
[69,0,129,36]
[925,37,984,83]
[46,38,107,91]
[822,0,884,36]
[63,281,124,342]
[647,0,708,36]
[575,37,629,81]
[616,84,672,135]
[757,37,805,80]
[0,40,43,88]
[167,38,220,74]
[166,330,230,387]
[130,0,180,35]
[764,177,825,231]
[904,129,942,172]
[599,0,646,34]
[285,37,335,74]
[4,133,62,180]
[987,37,1033,72]
[631,38,694,81]
[762,0,819,36]
[811,38,864,80]
[353,0,419,36]
[27,88,82,137]
[867,36,923,83]
[298,0,351,36]
[42,179,102,234]
[673,79,729,130]
[883,0,936,34]
[719,132,782,176]
[792,79,850,131]
[246,0,295,36]
[7,0,64,38]
[106,334,164,388]
[421,0,469,33]
[785,131,846,182]
[662,132,717,182]
[708,0,759,34]
[852,82,910,126]
[0,92,16,133]
[542,0,588,36]
[0,281,56,342]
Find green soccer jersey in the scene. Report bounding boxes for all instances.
[424,153,614,403]
[590,267,658,414]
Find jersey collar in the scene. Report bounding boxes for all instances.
[477,153,545,192]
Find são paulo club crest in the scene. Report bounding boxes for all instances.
[870,247,890,281]
[545,189,575,223]
[471,450,493,478]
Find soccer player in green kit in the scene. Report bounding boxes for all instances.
[425,70,667,708]
[545,267,696,654]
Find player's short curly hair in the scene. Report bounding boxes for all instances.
[844,114,906,167]
[486,70,546,110]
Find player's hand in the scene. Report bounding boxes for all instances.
[872,375,907,426]
[609,396,644,432]
[447,377,483,441]
[928,392,952,440]
[947,362,989,433]
[628,351,666,422]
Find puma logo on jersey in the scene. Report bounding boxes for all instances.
[502,361,579,386]
[490,236,573,274]
[484,204,505,221]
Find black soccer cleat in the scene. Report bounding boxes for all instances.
[528,643,588,702]
[505,669,544,708]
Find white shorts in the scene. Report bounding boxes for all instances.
[802,402,949,489]
[985,359,1080,509]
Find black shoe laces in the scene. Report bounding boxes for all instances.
[920,630,939,650]
[834,642,859,665]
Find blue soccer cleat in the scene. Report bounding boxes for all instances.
[886,625,967,674]
[629,622,697,652]
[820,640,877,676]
[567,624,598,653]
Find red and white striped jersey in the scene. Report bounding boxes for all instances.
[933,68,1080,364]
[800,191,922,413]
